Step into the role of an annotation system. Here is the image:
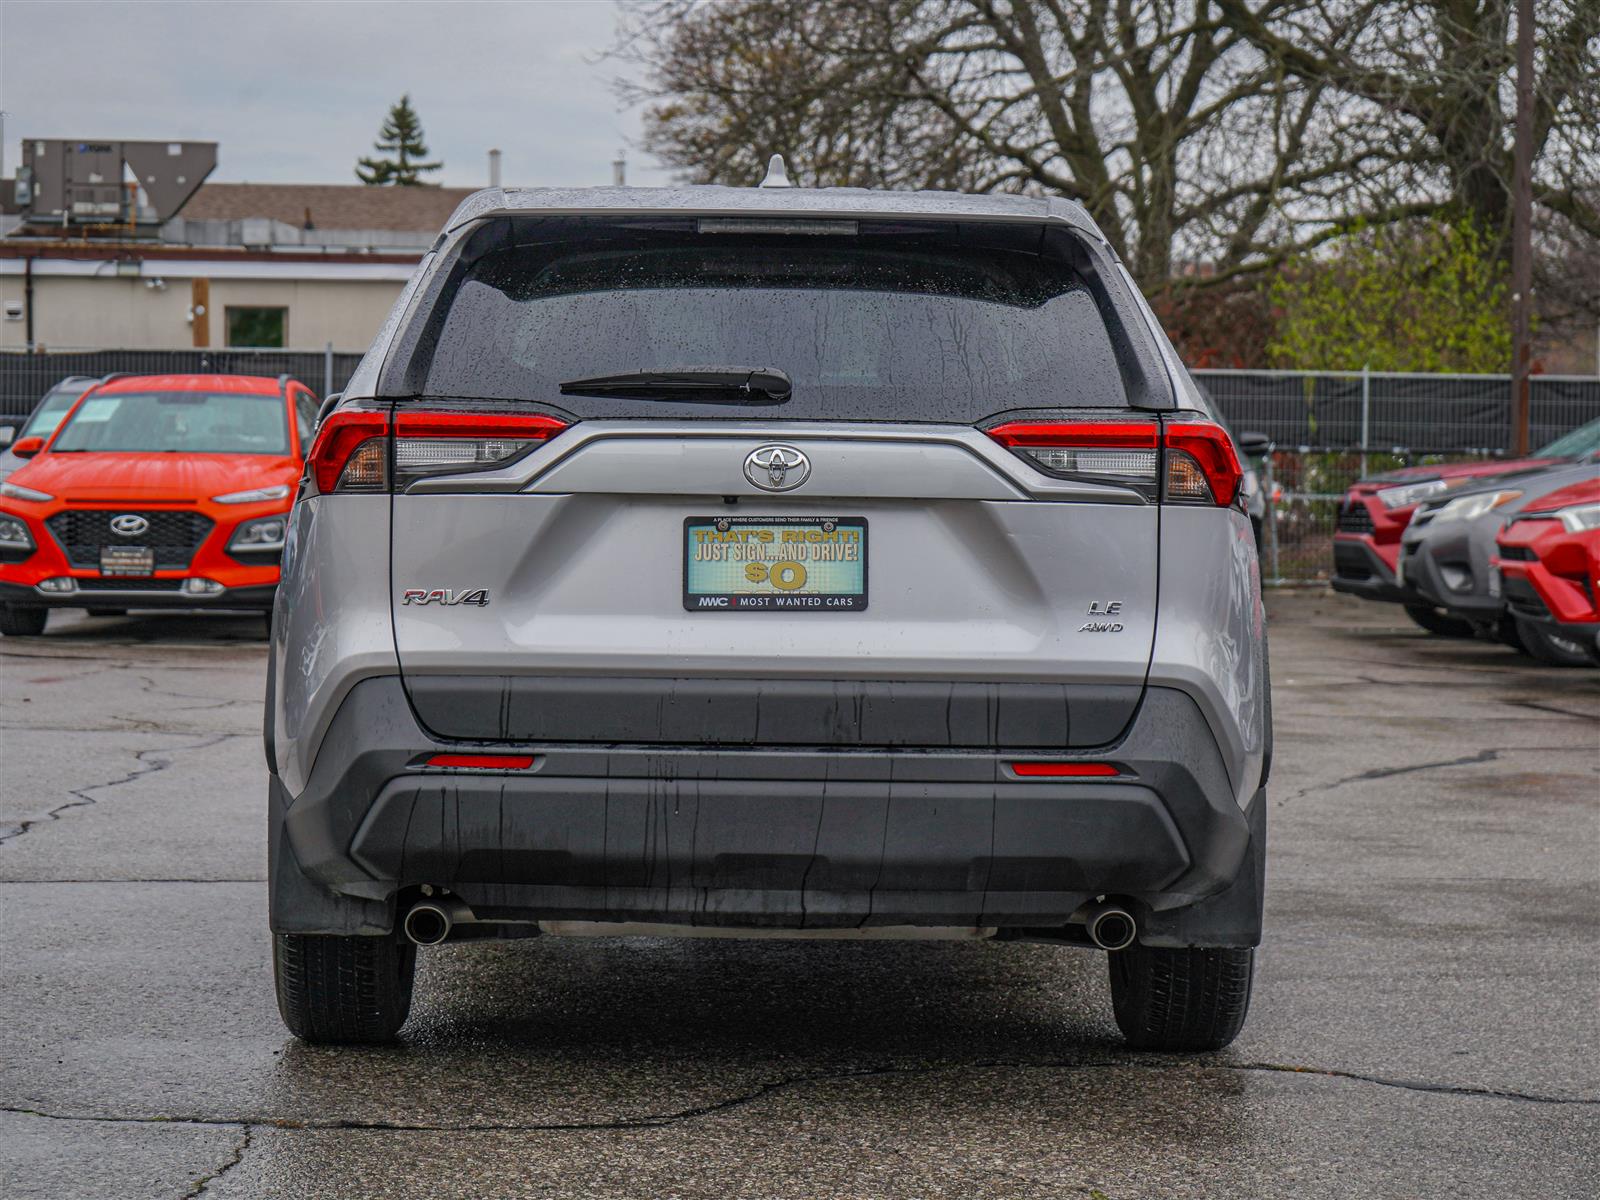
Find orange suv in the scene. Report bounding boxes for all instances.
[0,373,318,635]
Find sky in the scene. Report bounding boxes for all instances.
[0,0,671,189]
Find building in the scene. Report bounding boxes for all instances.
[1,182,475,351]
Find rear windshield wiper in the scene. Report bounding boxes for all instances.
[559,367,792,405]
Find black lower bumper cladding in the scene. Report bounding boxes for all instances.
[0,581,277,611]
[269,677,1265,948]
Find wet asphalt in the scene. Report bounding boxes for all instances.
[0,591,1595,1199]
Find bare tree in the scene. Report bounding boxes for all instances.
[617,0,1385,289]
[1216,0,1600,253]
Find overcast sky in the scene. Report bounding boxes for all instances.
[0,0,671,189]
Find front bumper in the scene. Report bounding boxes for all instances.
[1330,534,1422,603]
[0,498,285,605]
[0,580,277,611]
[1399,522,1502,621]
[268,677,1266,948]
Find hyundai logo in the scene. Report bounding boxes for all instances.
[743,444,810,492]
[110,514,150,537]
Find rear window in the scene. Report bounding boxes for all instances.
[414,221,1128,422]
[50,391,289,455]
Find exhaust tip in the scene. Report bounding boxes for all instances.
[1085,904,1137,951]
[403,902,452,946]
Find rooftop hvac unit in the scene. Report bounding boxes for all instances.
[15,139,217,232]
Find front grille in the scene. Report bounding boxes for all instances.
[46,510,213,571]
[1502,576,1550,619]
[1499,545,1536,562]
[1333,542,1374,580]
[1337,502,1375,533]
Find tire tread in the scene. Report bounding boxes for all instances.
[1109,945,1254,1051]
[273,933,415,1043]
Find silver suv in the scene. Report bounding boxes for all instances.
[267,177,1270,1050]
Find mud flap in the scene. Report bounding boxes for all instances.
[1138,786,1265,949]
[269,777,392,936]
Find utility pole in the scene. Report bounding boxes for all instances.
[1510,0,1535,456]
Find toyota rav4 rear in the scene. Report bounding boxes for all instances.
[267,182,1270,1050]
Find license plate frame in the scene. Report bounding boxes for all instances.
[684,515,868,612]
[100,545,155,576]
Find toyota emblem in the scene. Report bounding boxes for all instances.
[110,514,150,537]
[743,444,810,492]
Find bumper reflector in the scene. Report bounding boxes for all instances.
[424,753,537,770]
[1011,761,1120,778]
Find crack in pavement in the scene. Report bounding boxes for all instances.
[1,878,265,884]
[1284,749,1503,802]
[4,1057,1594,1137]
[0,733,242,847]
[181,1124,253,1198]
[1502,698,1600,722]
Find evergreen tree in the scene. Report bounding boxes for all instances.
[355,95,442,186]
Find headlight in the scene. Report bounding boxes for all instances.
[1557,503,1600,534]
[1433,490,1522,523]
[0,515,33,552]
[0,481,53,503]
[213,484,292,505]
[1377,479,1448,509]
[227,516,287,553]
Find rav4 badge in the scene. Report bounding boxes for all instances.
[402,588,490,607]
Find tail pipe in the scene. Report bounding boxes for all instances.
[1082,900,1137,951]
[402,896,475,946]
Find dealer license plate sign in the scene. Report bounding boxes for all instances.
[101,546,154,576]
[684,516,867,611]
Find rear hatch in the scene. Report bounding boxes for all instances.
[380,215,1167,751]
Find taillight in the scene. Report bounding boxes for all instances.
[1164,422,1243,507]
[984,417,1242,507]
[393,411,568,486]
[986,420,1161,497]
[308,410,389,494]
[307,408,569,494]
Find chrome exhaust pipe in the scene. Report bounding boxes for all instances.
[402,896,473,946]
[1083,901,1137,951]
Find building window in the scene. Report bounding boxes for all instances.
[225,307,287,348]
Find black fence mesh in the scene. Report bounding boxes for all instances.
[1195,370,1599,453]
[0,348,365,421]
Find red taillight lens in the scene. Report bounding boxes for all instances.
[1164,422,1243,507]
[308,409,570,494]
[984,418,1241,507]
[1011,761,1120,778]
[425,753,537,770]
[308,410,389,494]
[393,411,568,484]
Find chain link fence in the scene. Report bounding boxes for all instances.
[2,352,1596,584]
[1196,370,1600,585]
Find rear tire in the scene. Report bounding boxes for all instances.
[1514,617,1595,668]
[1403,604,1475,638]
[0,605,48,636]
[1108,945,1254,1051]
[273,933,416,1043]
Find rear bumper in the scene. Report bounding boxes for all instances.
[269,676,1265,947]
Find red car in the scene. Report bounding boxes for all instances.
[1331,417,1600,634]
[1493,477,1600,666]
[0,374,319,636]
